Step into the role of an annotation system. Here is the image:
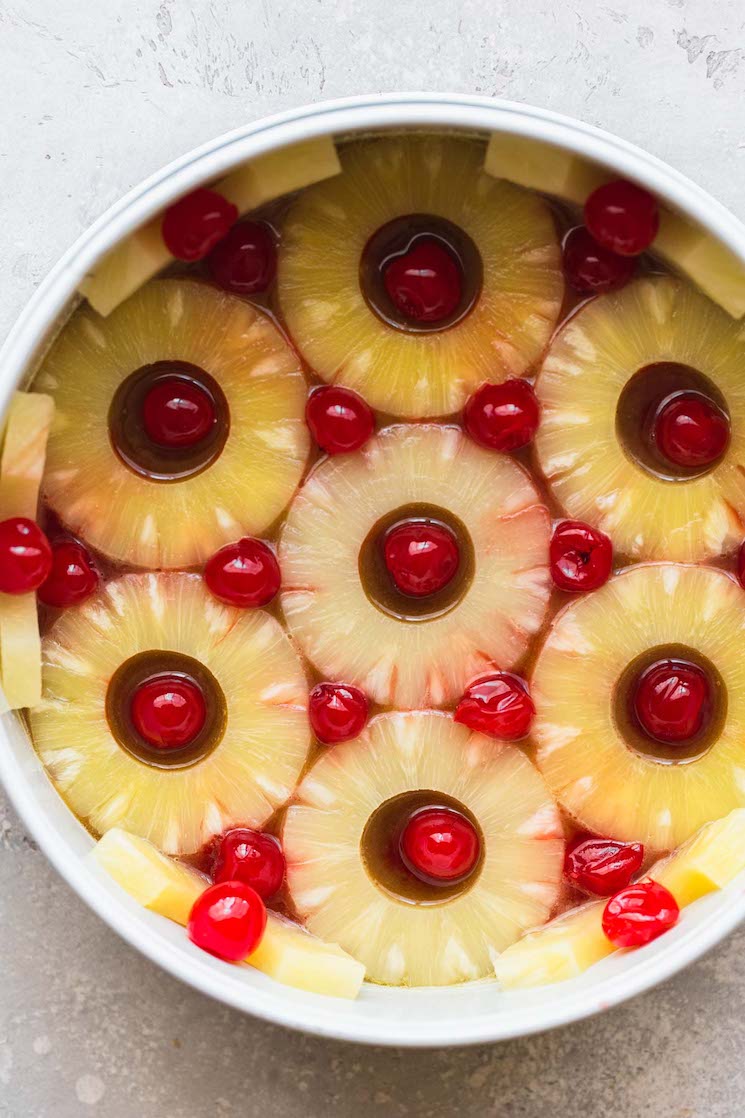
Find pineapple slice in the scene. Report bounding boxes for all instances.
[532,564,745,851]
[283,710,564,987]
[29,572,310,854]
[278,135,563,417]
[90,827,365,998]
[534,276,745,561]
[496,809,745,988]
[0,391,54,710]
[0,391,54,520]
[35,279,309,568]
[279,424,550,709]
[484,133,745,318]
[80,137,341,316]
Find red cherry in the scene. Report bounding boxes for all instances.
[208,220,277,295]
[212,829,285,900]
[400,807,480,884]
[653,393,730,469]
[632,658,710,743]
[738,540,745,589]
[383,238,462,323]
[602,879,679,948]
[305,386,375,456]
[454,673,535,741]
[550,520,613,593]
[141,377,216,448]
[38,540,98,608]
[162,188,238,262]
[309,682,369,744]
[584,180,659,257]
[562,226,636,294]
[0,517,52,594]
[565,834,644,896]
[187,880,267,962]
[130,673,207,750]
[383,520,460,598]
[463,379,539,452]
[204,538,280,608]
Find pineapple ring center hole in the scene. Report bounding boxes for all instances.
[108,360,230,482]
[616,362,730,481]
[360,213,483,334]
[106,650,227,769]
[361,790,484,905]
[614,643,727,764]
[358,503,475,621]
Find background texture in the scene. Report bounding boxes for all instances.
[2,1,745,1114]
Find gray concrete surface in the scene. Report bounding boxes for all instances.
[2,0,745,1114]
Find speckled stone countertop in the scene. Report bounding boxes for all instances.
[3,2,745,1114]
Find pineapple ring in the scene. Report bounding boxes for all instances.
[533,563,745,851]
[535,275,745,562]
[279,424,551,709]
[29,572,311,855]
[278,136,563,418]
[283,710,564,987]
[35,278,310,568]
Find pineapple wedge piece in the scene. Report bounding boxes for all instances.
[496,809,745,989]
[484,133,745,318]
[80,137,340,317]
[90,828,365,998]
[0,391,54,520]
[0,391,54,710]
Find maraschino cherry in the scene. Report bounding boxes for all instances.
[204,538,280,608]
[565,834,644,896]
[562,226,635,294]
[653,393,729,469]
[142,378,216,449]
[208,220,276,294]
[602,880,679,948]
[309,682,369,744]
[38,539,99,608]
[454,673,535,740]
[130,673,207,750]
[305,386,375,456]
[0,517,52,594]
[162,188,238,262]
[212,829,285,900]
[584,180,659,256]
[384,238,462,323]
[632,658,710,743]
[400,807,480,884]
[550,520,613,593]
[187,880,267,961]
[463,379,540,452]
[383,521,460,597]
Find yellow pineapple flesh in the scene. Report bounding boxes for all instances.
[90,827,365,998]
[280,424,550,709]
[496,808,745,988]
[283,711,563,987]
[484,133,745,318]
[36,278,309,568]
[30,572,310,854]
[534,276,745,562]
[278,135,563,418]
[533,564,745,851]
[80,137,341,316]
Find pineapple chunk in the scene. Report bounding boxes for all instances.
[90,828,364,998]
[496,809,745,989]
[0,592,41,709]
[218,136,340,214]
[485,133,745,318]
[80,137,340,317]
[0,391,54,520]
[91,827,207,924]
[246,913,365,1000]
